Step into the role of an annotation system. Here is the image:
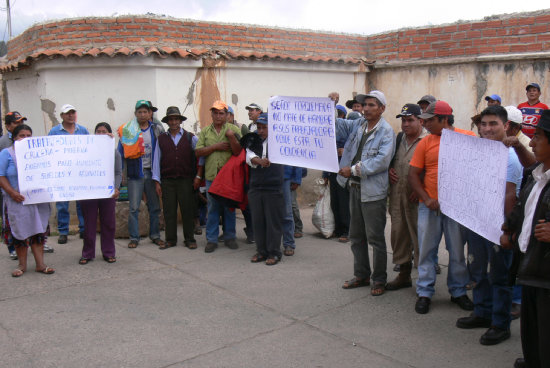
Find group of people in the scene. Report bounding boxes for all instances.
[1,82,549,367]
[327,83,548,368]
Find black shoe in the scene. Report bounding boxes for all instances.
[225,239,239,249]
[514,358,526,368]
[480,327,510,345]
[451,295,474,311]
[435,264,441,274]
[415,297,431,314]
[205,242,218,253]
[58,235,68,244]
[456,314,492,329]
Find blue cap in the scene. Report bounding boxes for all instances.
[256,112,268,125]
[484,94,501,103]
[335,105,347,115]
[227,106,234,114]
[526,83,541,91]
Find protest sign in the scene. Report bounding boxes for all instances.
[15,135,115,205]
[438,129,508,244]
[268,96,339,172]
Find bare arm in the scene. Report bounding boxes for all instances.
[0,176,24,202]
[408,166,438,211]
[502,137,536,167]
[226,129,242,156]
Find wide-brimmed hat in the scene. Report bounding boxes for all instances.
[161,106,187,123]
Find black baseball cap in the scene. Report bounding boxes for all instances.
[396,104,421,118]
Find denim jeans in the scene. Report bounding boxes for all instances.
[282,179,295,249]
[349,185,387,283]
[466,229,513,330]
[56,201,84,235]
[127,169,161,242]
[416,203,470,298]
[205,180,236,243]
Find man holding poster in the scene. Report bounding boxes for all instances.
[337,91,395,297]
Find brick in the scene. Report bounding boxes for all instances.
[494,45,510,53]
[458,23,472,31]
[478,46,493,53]
[436,50,451,57]
[519,36,537,43]
[126,37,142,42]
[151,19,167,24]
[526,43,543,51]
[466,30,481,38]
[116,18,132,23]
[417,43,431,50]
[430,27,443,34]
[64,27,76,32]
[70,33,85,38]
[518,17,535,26]
[510,44,528,52]
[442,25,458,33]
[538,34,550,42]
[77,26,92,31]
[482,29,497,37]
[423,50,437,58]
[136,31,150,36]
[410,51,423,58]
[134,18,150,23]
[126,25,141,29]
[119,31,133,36]
[108,38,124,42]
[450,48,465,56]
[412,36,425,43]
[404,29,417,36]
[473,38,487,46]
[530,25,548,33]
[465,47,479,55]
[452,32,467,40]
[168,20,182,26]
[535,14,550,23]
[144,37,159,42]
[101,31,117,36]
[109,25,124,30]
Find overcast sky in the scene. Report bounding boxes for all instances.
[1,0,549,42]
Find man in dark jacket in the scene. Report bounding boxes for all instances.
[502,109,550,368]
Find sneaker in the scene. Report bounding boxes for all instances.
[480,327,510,345]
[415,297,431,314]
[9,250,17,260]
[451,295,474,311]
[205,242,218,253]
[43,244,54,253]
[58,235,68,244]
[225,239,239,249]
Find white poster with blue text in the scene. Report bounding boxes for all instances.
[14,135,115,205]
[438,129,508,244]
[268,96,339,172]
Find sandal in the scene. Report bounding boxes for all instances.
[152,238,165,247]
[265,256,280,266]
[338,236,350,243]
[11,268,25,277]
[36,267,55,275]
[185,241,198,249]
[128,241,138,248]
[342,277,370,289]
[194,227,202,235]
[79,257,92,265]
[283,248,295,256]
[103,256,116,263]
[159,242,176,250]
[250,253,267,263]
[371,282,386,296]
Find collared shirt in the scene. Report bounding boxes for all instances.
[518,164,550,253]
[196,123,241,181]
[246,140,267,168]
[152,128,202,182]
[48,123,89,136]
[351,119,381,178]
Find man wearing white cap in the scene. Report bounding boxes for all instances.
[48,104,89,244]
[337,90,395,297]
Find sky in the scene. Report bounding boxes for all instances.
[1,0,549,42]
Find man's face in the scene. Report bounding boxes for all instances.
[527,87,541,102]
[530,128,550,164]
[418,102,430,112]
[6,120,22,133]
[423,116,445,136]
[256,123,268,140]
[362,98,385,122]
[479,114,507,141]
[248,108,261,122]
[401,115,422,138]
[328,93,339,104]
[212,109,228,125]
[227,114,235,124]
[486,99,500,107]
[61,110,77,124]
[166,117,182,131]
[135,107,150,124]
[352,102,363,113]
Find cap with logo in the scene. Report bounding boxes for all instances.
[256,113,268,125]
[135,100,153,111]
[60,104,76,114]
[396,104,421,118]
[211,100,229,111]
[245,103,263,111]
[484,94,502,103]
[418,101,453,119]
[5,111,27,125]
[526,83,541,91]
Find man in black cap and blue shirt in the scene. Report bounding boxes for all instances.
[152,106,203,250]
[386,104,427,291]
[48,104,89,244]
[246,113,285,266]
[337,90,395,296]
[518,82,549,139]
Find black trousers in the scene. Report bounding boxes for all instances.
[329,173,350,236]
[521,285,550,368]
[161,177,196,245]
[248,188,284,258]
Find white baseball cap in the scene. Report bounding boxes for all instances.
[60,104,76,114]
[504,105,523,125]
[357,90,387,106]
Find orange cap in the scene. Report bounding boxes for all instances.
[210,100,228,111]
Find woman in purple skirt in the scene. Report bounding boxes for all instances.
[79,122,122,264]
[0,124,54,277]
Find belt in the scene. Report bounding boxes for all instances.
[350,182,361,188]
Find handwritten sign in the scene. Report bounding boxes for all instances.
[15,135,115,204]
[438,129,508,244]
[268,96,339,172]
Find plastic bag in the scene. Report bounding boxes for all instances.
[312,178,335,238]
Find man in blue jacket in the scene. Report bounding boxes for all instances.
[337,91,395,296]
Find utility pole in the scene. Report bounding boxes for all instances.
[6,0,11,39]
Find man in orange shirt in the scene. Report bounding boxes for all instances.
[408,101,475,314]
